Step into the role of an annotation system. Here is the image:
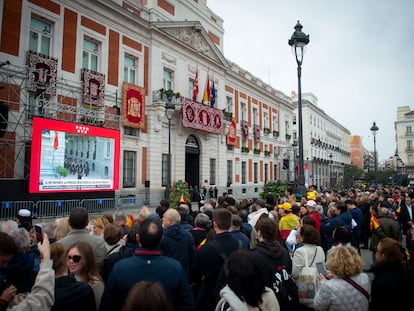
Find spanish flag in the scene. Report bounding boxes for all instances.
[179,193,186,203]
[370,215,381,231]
[197,238,206,250]
[126,214,134,228]
[202,74,211,104]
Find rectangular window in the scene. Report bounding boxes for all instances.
[241,161,247,184]
[254,162,258,183]
[273,164,278,181]
[241,102,247,122]
[253,107,258,126]
[210,158,216,185]
[263,111,269,129]
[188,79,194,99]
[124,54,137,84]
[272,115,278,132]
[264,163,268,183]
[124,127,139,136]
[123,151,136,188]
[162,153,168,186]
[407,126,412,135]
[83,37,99,71]
[29,16,52,56]
[163,68,173,90]
[227,160,233,186]
[226,96,233,113]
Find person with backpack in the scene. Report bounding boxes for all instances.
[251,218,299,311]
[192,208,246,311]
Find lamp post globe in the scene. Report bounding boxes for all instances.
[289,21,309,197]
[370,121,379,189]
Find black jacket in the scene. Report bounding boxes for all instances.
[52,274,96,311]
[192,232,245,311]
[370,261,410,311]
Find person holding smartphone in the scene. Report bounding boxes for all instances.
[313,246,369,311]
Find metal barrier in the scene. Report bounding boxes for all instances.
[35,200,81,219]
[1,201,35,220]
[117,196,140,210]
[81,198,116,215]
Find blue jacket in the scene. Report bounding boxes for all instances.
[321,211,353,236]
[160,224,196,277]
[100,249,195,311]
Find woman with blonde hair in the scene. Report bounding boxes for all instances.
[54,217,71,240]
[92,216,110,236]
[313,245,370,311]
[66,241,105,310]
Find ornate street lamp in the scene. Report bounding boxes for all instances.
[289,21,309,196]
[370,121,379,189]
[165,90,176,199]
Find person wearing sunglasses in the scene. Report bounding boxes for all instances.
[50,242,95,311]
[66,241,104,311]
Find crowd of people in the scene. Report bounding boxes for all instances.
[0,185,413,310]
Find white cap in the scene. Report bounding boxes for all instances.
[18,209,31,217]
[306,200,316,208]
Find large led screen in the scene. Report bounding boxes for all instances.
[29,117,120,193]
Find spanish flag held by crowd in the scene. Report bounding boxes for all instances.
[370,215,381,231]
[126,213,134,228]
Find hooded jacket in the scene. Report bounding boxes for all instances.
[160,224,196,277]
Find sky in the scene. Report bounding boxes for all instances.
[207,0,414,162]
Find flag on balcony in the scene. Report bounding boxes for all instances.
[210,79,216,107]
[54,131,59,150]
[193,70,199,101]
[202,73,211,104]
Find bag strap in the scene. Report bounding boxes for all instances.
[344,277,369,300]
[309,248,318,267]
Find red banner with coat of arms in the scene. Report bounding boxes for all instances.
[227,120,237,145]
[82,69,105,107]
[182,98,223,134]
[122,82,145,129]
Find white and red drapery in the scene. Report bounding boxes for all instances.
[122,82,145,129]
[181,98,223,134]
[82,69,105,107]
[27,51,57,96]
[227,120,237,145]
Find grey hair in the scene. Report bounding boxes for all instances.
[8,228,30,252]
[379,207,390,216]
[195,213,210,228]
[1,220,18,235]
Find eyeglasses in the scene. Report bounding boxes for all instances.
[67,255,82,263]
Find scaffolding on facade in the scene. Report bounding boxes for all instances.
[0,60,121,180]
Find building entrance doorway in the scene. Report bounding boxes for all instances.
[185,135,200,188]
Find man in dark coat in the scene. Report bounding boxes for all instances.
[100,218,195,311]
[191,209,245,311]
[399,195,414,235]
[160,208,196,277]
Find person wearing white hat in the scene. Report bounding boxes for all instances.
[16,209,32,232]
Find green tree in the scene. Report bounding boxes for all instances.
[259,180,287,201]
[169,180,191,208]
